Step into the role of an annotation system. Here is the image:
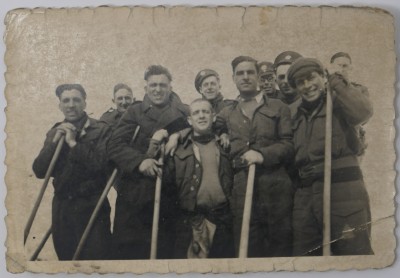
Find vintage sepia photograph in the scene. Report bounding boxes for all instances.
[2,3,397,274]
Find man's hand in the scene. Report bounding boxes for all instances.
[53,123,77,148]
[139,158,163,177]
[152,129,169,142]
[165,132,180,156]
[219,133,230,149]
[240,150,264,165]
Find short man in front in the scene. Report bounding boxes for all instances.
[32,84,111,260]
[107,65,190,259]
[217,56,294,257]
[287,57,374,256]
[164,99,235,258]
[100,83,135,126]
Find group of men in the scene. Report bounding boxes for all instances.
[32,51,374,261]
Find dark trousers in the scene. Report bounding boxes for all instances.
[231,167,294,257]
[52,194,111,260]
[173,204,235,259]
[292,179,374,256]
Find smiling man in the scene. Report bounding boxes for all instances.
[107,65,190,260]
[217,56,294,257]
[287,57,374,256]
[32,84,112,260]
[100,83,135,126]
[164,99,234,258]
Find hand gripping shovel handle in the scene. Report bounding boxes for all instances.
[239,164,256,258]
[323,78,333,256]
[72,125,141,260]
[150,143,166,260]
[24,135,65,245]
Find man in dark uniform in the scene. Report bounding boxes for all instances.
[287,58,374,256]
[32,84,111,260]
[217,56,294,257]
[100,83,135,126]
[274,51,303,117]
[257,61,280,99]
[330,52,369,156]
[107,65,190,260]
[163,99,235,259]
[194,69,233,114]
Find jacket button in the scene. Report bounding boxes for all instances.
[190,186,195,191]
[195,164,199,168]
[246,141,250,146]
[193,175,197,179]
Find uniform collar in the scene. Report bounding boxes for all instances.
[238,92,264,103]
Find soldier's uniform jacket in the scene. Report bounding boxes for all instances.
[217,94,294,168]
[292,74,373,177]
[100,108,122,126]
[207,94,236,114]
[32,115,111,198]
[164,135,233,212]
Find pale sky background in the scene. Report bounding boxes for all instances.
[1,0,399,277]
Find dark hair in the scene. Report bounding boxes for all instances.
[231,56,258,73]
[144,65,172,81]
[113,83,133,96]
[189,98,214,114]
[55,84,86,99]
[330,52,352,64]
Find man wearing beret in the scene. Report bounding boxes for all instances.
[273,51,303,117]
[32,84,112,260]
[194,69,234,114]
[287,57,374,256]
[217,56,294,257]
[257,61,280,99]
[100,83,135,126]
[107,65,190,259]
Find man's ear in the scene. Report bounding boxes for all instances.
[212,113,217,123]
[112,98,115,104]
[187,116,193,127]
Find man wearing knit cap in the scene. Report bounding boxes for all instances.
[273,51,303,117]
[194,69,234,114]
[217,56,294,257]
[257,61,279,99]
[287,57,374,256]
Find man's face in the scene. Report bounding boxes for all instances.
[233,61,258,95]
[259,73,276,96]
[331,57,352,80]
[58,89,86,122]
[145,74,171,106]
[276,64,297,98]
[199,75,221,100]
[113,88,134,113]
[295,71,326,103]
[188,101,214,135]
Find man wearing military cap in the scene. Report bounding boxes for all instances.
[217,56,294,257]
[194,69,233,114]
[32,84,112,260]
[274,51,303,117]
[287,57,374,256]
[107,65,190,259]
[257,61,279,99]
[100,83,135,126]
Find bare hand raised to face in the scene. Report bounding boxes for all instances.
[53,122,77,148]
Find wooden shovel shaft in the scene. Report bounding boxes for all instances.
[239,164,256,258]
[29,226,52,261]
[24,135,64,245]
[323,87,333,256]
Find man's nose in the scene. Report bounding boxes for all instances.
[67,100,75,107]
[244,72,249,79]
[304,80,312,88]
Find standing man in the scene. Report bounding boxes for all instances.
[194,69,233,114]
[217,56,294,257]
[287,58,374,256]
[330,52,369,156]
[100,83,135,126]
[257,61,279,99]
[274,51,303,116]
[32,84,112,260]
[108,65,190,260]
[164,99,235,259]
